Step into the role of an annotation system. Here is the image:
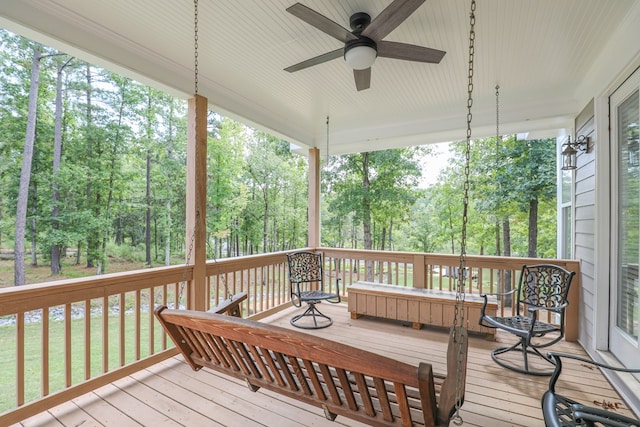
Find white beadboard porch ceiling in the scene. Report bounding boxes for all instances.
[1,0,638,155]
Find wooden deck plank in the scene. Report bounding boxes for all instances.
[111,372,224,426]
[154,358,369,427]
[44,402,101,427]
[70,392,140,426]
[92,382,183,426]
[141,359,284,427]
[15,411,64,427]
[14,303,637,426]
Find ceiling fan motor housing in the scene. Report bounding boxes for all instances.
[349,12,371,33]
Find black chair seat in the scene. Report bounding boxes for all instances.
[542,352,640,427]
[483,314,559,337]
[479,264,575,375]
[299,289,339,302]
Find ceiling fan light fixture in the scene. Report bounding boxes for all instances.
[344,38,377,70]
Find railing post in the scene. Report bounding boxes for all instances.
[565,270,580,342]
[186,94,208,311]
[413,254,426,289]
[308,147,321,248]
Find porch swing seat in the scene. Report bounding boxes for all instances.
[155,305,469,427]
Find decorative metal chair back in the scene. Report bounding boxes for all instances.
[479,263,575,376]
[286,251,340,329]
[288,251,323,292]
[519,264,574,314]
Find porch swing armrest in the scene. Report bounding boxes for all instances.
[208,292,248,317]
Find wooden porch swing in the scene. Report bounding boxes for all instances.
[155,0,477,425]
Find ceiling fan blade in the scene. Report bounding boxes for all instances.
[377,40,445,63]
[361,0,425,41]
[287,3,357,43]
[284,48,344,73]
[354,68,371,91]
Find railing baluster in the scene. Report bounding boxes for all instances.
[148,288,154,356]
[17,312,25,406]
[64,303,71,387]
[135,290,141,360]
[84,299,91,380]
[42,307,49,396]
[119,293,125,366]
[102,296,108,373]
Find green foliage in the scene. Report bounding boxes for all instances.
[0,27,562,285]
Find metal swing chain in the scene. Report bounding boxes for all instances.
[178,221,197,307]
[452,0,476,424]
[193,0,199,95]
[179,0,200,307]
[326,115,330,165]
[496,85,500,142]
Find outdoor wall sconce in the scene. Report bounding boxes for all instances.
[561,135,591,170]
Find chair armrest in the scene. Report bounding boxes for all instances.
[547,352,640,373]
[543,352,640,427]
[572,404,640,427]
[528,301,569,312]
[547,351,640,393]
[478,290,512,324]
[480,288,517,298]
[323,271,341,292]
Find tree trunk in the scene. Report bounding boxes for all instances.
[165,200,172,266]
[85,64,100,269]
[51,58,71,275]
[528,198,538,258]
[30,216,37,266]
[495,220,501,256]
[14,45,42,286]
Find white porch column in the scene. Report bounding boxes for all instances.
[186,94,208,311]
[308,147,321,248]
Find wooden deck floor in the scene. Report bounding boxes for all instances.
[13,303,637,427]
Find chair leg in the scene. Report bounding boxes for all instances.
[491,338,556,376]
[290,302,333,329]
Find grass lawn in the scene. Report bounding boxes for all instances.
[0,308,169,412]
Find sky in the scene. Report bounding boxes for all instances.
[420,142,451,187]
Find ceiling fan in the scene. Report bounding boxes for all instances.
[284,0,446,91]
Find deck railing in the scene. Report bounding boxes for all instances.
[0,248,579,424]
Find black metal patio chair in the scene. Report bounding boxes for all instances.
[542,352,640,427]
[286,251,341,329]
[479,264,575,375]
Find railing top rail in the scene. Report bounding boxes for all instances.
[0,265,190,316]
